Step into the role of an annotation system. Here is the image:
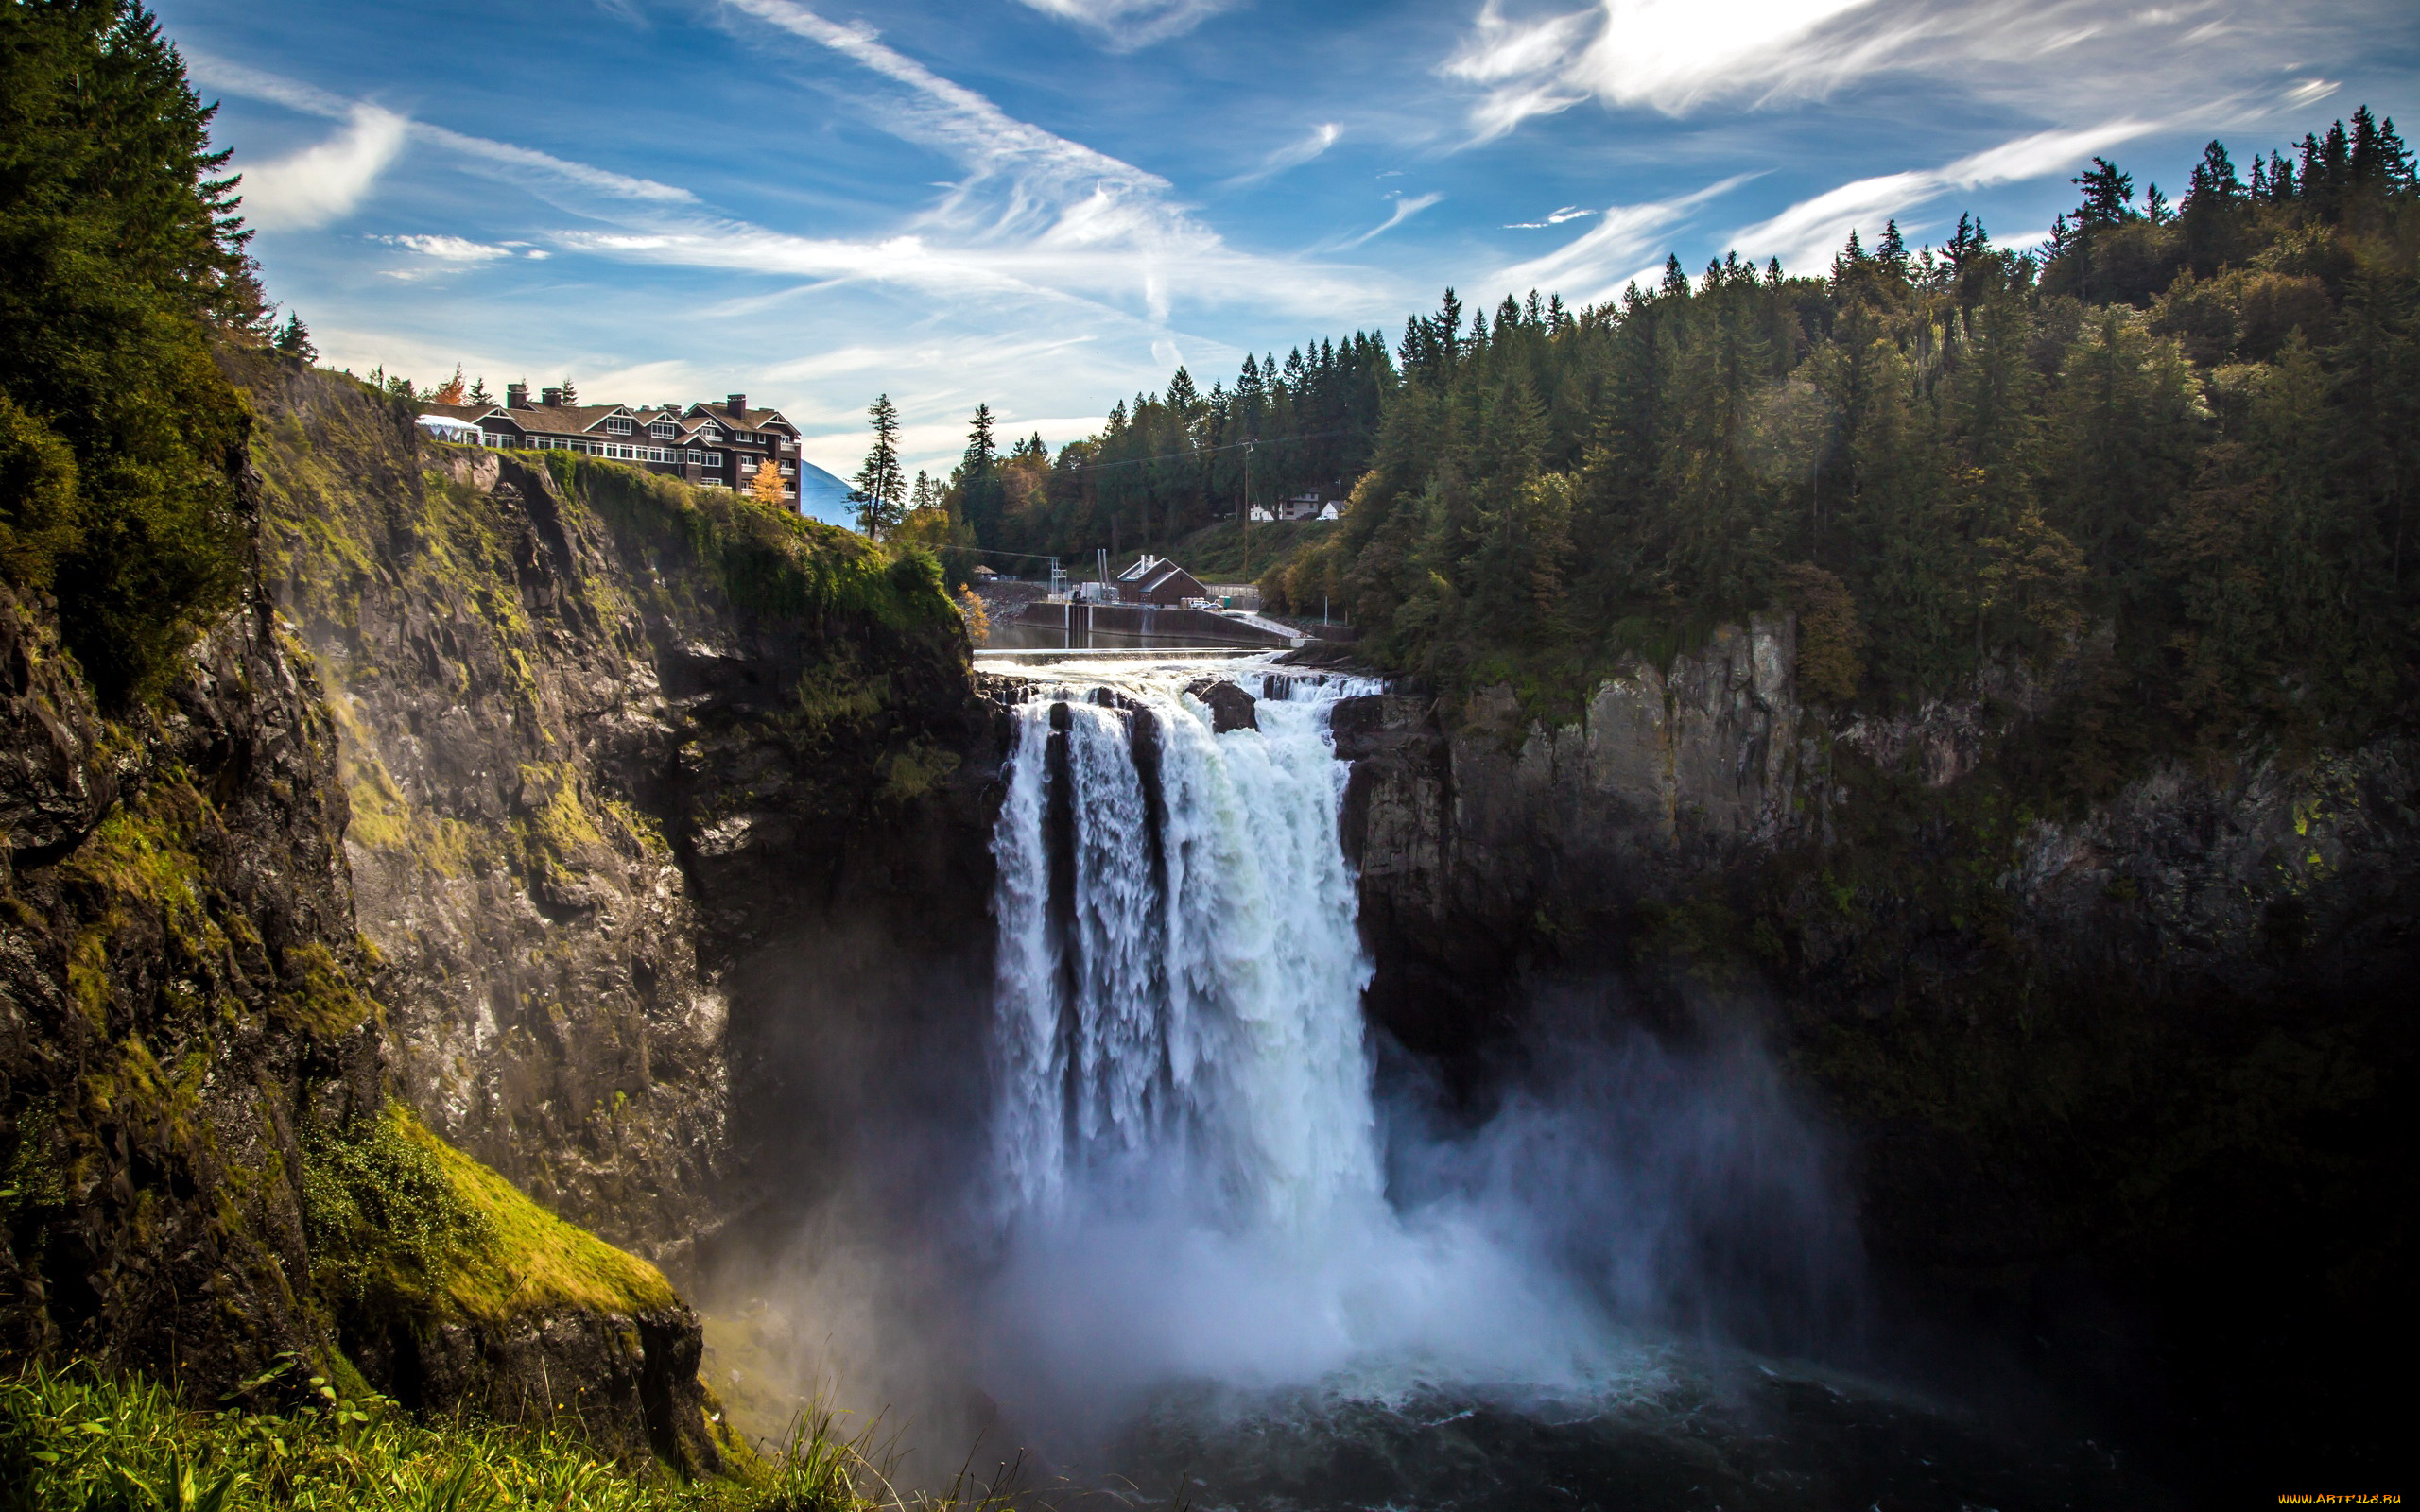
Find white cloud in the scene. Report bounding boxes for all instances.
[379,234,517,262]
[1444,0,1876,135]
[1225,123,1343,188]
[1013,0,1234,49]
[1487,173,1755,305]
[1504,205,1597,228]
[239,106,409,230]
[1439,0,2388,140]
[1339,193,1445,249]
[1724,118,2155,272]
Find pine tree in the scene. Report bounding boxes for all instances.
[2073,158,2135,225]
[272,311,316,362]
[0,0,262,700]
[849,392,906,537]
[955,402,1005,547]
[558,377,579,404]
[469,376,492,404]
[1877,219,1910,278]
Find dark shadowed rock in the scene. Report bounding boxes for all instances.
[1185,678,1258,732]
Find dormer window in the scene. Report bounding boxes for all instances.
[698,424,721,441]
[605,418,633,435]
[649,421,675,439]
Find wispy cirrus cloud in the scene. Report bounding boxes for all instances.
[238,105,409,230]
[1486,173,1755,305]
[1224,123,1342,188]
[715,0,1393,324]
[1338,193,1445,249]
[1439,0,2394,141]
[188,53,696,211]
[1011,0,1235,49]
[1724,118,2156,272]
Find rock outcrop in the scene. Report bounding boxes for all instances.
[1331,617,2418,1479]
[232,352,1002,1266]
[0,576,379,1390]
[0,352,735,1469]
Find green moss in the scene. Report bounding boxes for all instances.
[273,940,377,1037]
[306,1104,675,1326]
[403,1110,675,1321]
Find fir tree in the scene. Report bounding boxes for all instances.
[849,392,906,537]
[1877,219,1909,277]
[2073,158,2135,224]
[272,311,316,362]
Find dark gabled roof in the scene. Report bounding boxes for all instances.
[1121,558,1202,596]
[682,403,795,434]
[499,404,637,438]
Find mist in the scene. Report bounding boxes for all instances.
[696,664,1872,1503]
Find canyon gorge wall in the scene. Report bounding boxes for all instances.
[233,352,1004,1267]
[0,354,751,1467]
[1333,618,2415,1472]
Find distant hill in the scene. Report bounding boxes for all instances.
[795,458,860,531]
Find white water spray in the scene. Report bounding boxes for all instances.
[981,659,1613,1411]
[989,663,1381,1228]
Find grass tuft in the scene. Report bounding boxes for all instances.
[0,1366,1032,1512]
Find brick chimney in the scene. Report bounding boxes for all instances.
[541,387,563,407]
[726,393,747,418]
[506,382,529,409]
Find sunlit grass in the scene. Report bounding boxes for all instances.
[0,1366,1028,1511]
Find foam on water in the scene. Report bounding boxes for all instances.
[981,656,1613,1414]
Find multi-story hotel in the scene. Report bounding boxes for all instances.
[420,385,804,507]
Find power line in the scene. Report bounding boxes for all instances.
[1050,427,1365,477]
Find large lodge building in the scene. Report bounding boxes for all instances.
[420,384,804,507]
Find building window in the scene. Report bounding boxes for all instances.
[606,418,632,435]
[650,421,675,439]
[707,452,724,466]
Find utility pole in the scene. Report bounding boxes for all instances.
[1241,440,1254,581]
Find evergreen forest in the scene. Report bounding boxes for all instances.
[940,114,2420,787]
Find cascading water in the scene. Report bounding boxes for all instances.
[979,659,1607,1418]
[988,664,1380,1233]
[964,655,2150,1510]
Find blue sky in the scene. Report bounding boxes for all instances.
[160,0,2417,480]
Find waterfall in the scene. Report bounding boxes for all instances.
[976,659,1852,1435]
[988,665,1380,1233]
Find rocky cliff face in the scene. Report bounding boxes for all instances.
[0,352,789,1470]
[0,575,378,1388]
[1339,615,1808,1058]
[0,406,725,1471]
[1334,620,2416,1477]
[233,352,1001,1267]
